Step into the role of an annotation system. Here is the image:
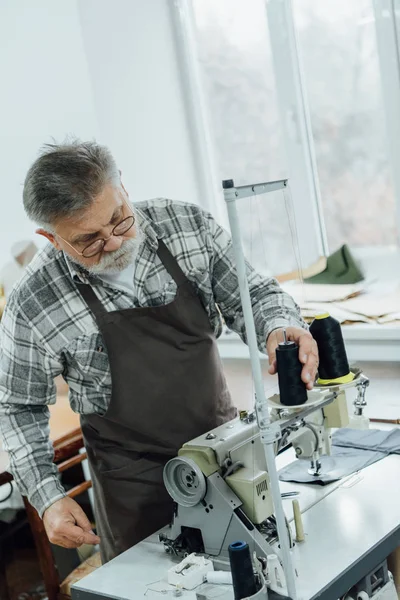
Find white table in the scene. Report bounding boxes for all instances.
[72,452,400,600]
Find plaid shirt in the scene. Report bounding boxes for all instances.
[0,198,304,517]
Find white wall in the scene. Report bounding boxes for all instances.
[78,0,201,206]
[0,0,100,266]
[0,0,201,273]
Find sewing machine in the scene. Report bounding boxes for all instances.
[160,370,370,574]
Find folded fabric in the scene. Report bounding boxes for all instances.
[278,428,400,485]
[333,427,400,454]
[278,445,384,484]
[304,244,364,285]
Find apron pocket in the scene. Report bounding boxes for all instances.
[97,450,168,478]
[94,454,174,556]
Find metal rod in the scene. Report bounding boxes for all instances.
[224,179,288,201]
[224,184,297,600]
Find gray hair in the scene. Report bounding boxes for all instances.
[23,139,119,230]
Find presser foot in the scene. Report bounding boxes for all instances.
[308,458,322,477]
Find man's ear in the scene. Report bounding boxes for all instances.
[36,229,61,250]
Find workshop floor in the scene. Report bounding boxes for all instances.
[1,522,45,600]
[4,551,45,600]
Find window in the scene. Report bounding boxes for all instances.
[191,0,309,276]
[193,0,286,185]
[234,189,301,277]
[293,0,398,249]
[186,0,400,263]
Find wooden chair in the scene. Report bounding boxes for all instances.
[21,428,101,600]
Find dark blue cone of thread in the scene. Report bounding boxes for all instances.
[309,314,350,380]
[228,541,258,599]
[276,339,307,406]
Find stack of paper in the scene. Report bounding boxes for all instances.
[282,281,400,325]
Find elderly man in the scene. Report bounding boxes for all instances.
[0,140,318,562]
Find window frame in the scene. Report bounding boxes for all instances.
[170,0,328,271]
[169,0,228,228]
[171,0,400,256]
[373,0,400,242]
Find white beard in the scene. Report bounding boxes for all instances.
[71,223,145,275]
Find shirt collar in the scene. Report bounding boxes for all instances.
[63,206,164,284]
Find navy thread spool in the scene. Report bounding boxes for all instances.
[228,541,258,600]
[309,313,353,384]
[276,330,308,406]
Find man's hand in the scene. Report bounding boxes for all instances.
[43,497,100,549]
[266,327,319,390]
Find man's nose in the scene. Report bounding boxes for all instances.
[103,235,123,252]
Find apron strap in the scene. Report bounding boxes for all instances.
[156,240,191,288]
[76,282,107,319]
[76,239,192,319]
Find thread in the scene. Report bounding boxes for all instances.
[206,571,233,585]
[309,314,351,383]
[228,541,258,600]
[266,554,286,592]
[276,332,307,406]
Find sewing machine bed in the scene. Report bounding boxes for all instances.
[72,452,400,600]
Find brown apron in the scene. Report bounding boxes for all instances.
[76,239,236,563]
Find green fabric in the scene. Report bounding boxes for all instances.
[304,244,364,285]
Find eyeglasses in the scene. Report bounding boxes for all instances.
[57,213,135,258]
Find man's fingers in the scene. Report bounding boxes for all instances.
[268,345,277,367]
[304,351,318,377]
[267,329,283,366]
[55,522,100,546]
[52,532,99,549]
[267,328,319,390]
[298,337,319,389]
[296,333,315,364]
[268,359,277,375]
[48,523,100,547]
[57,535,82,549]
[69,524,100,546]
[71,502,95,533]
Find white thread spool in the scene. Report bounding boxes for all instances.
[267,554,286,591]
[206,571,233,585]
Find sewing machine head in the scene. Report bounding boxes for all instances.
[160,370,369,559]
[161,411,277,561]
[160,390,332,559]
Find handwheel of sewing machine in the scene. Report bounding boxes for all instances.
[163,456,206,507]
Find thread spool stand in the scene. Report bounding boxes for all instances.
[224,178,298,599]
[315,368,370,429]
[223,178,336,600]
[309,313,370,428]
